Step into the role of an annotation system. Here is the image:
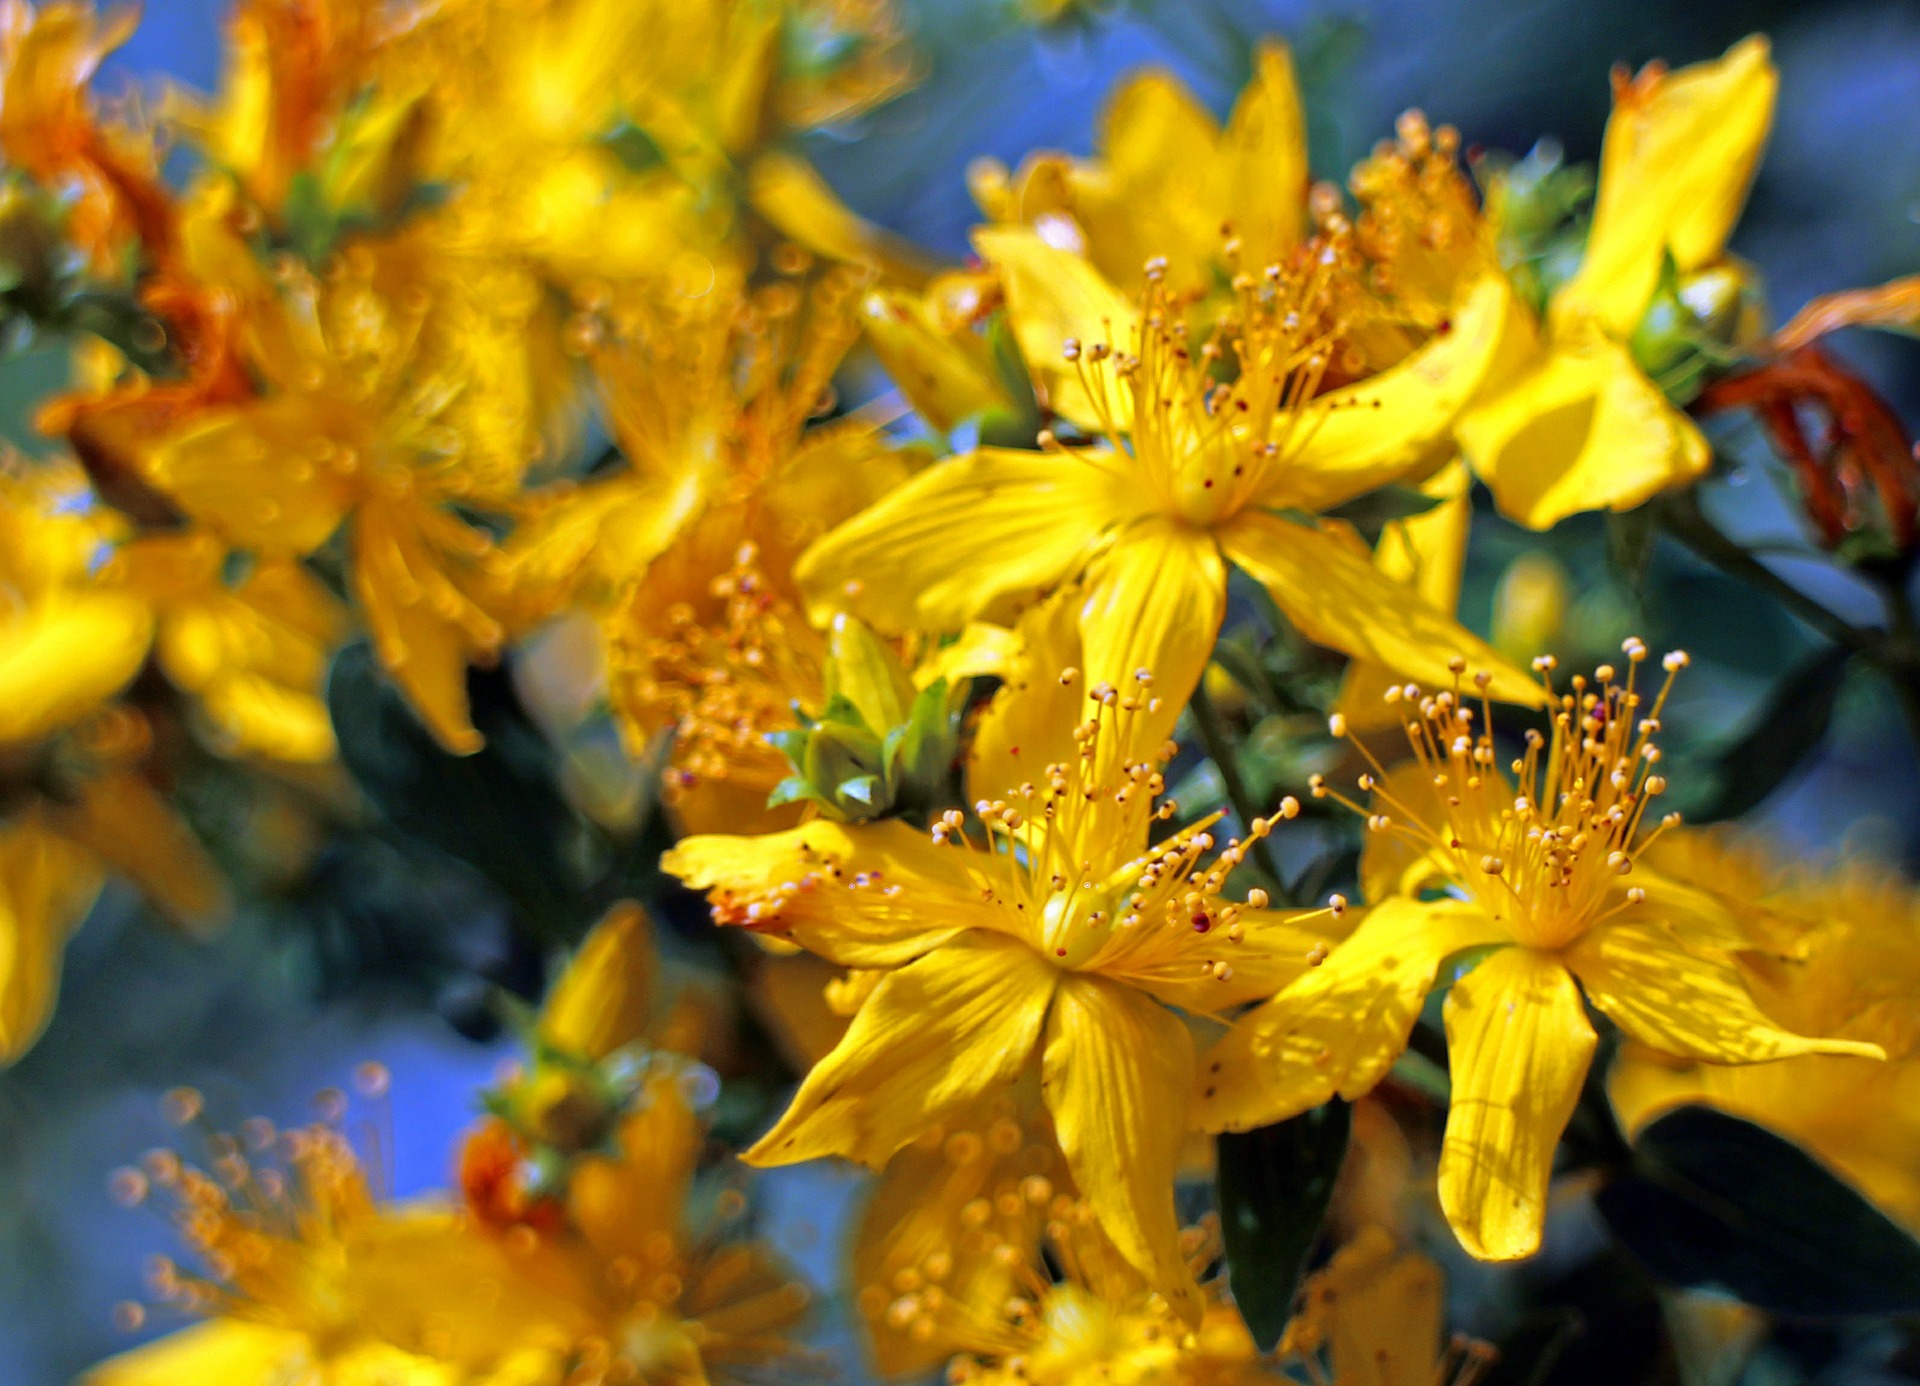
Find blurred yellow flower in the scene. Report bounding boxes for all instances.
[971,41,1307,300]
[1201,647,1879,1261]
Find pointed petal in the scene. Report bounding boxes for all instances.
[662,819,999,968]
[140,400,355,553]
[1262,273,1514,512]
[1196,897,1506,1134]
[1090,903,1341,1014]
[745,930,1057,1168]
[0,594,152,744]
[1043,973,1202,1325]
[1456,332,1709,530]
[1557,36,1776,336]
[0,816,102,1064]
[795,447,1131,632]
[1075,516,1226,750]
[1568,920,1884,1063]
[1221,41,1309,271]
[1220,512,1543,707]
[540,901,657,1061]
[50,770,229,935]
[1438,946,1596,1260]
[973,227,1140,432]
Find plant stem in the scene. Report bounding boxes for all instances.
[1189,672,1288,891]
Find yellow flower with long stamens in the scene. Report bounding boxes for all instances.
[1610,830,1920,1236]
[1456,37,1777,528]
[797,235,1541,744]
[913,1200,1264,1386]
[87,1077,523,1386]
[1198,641,1882,1262]
[664,603,1341,1324]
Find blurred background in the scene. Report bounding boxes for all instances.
[7,0,1920,1379]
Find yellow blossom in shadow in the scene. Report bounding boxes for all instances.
[1611,830,1920,1235]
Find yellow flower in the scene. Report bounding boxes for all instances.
[1610,830,1920,1235]
[1281,1227,1489,1386]
[858,270,1018,434]
[86,1080,510,1386]
[970,41,1307,300]
[1456,37,1777,528]
[664,604,1341,1324]
[867,1150,1263,1386]
[133,222,535,753]
[1199,644,1880,1262]
[799,235,1540,738]
[0,460,228,1062]
[508,273,920,833]
[104,530,347,763]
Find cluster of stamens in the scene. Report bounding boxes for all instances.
[1050,244,1356,523]
[104,1066,392,1335]
[618,542,824,799]
[1312,640,1689,950]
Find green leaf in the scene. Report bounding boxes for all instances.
[599,121,666,174]
[1214,1098,1352,1350]
[1595,1105,1920,1316]
[326,641,592,943]
[1675,646,1852,823]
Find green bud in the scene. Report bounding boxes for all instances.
[1630,254,1764,406]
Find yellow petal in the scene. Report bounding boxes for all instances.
[540,901,657,1061]
[745,930,1058,1168]
[827,612,916,733]
[662,819,998,968]
[1080,69,1223,292]
[353,498,506,756]
[1042,973,1202,1325]
[1219,512,1543,707]
[141,399,356,553]
[197,674,338,763]
[1262,273,1514,512]
[1776,274,1920,352]
[859,286,1005,433]
[1088,903,1341,1015]
[1457,331,1709,530]
[79,1321,315,1386]
[1557,36,1777,336]
[794,447,1132,631]
[0,593,152,744]
[1220,40,1309,273]
[1608,1044,1920,1238]
[747,151,935,287]
[570,1075,700,1266]
[1197,897,1505,1134]
[50,770,229,935]
[1074,515,1226,751]
[966,585,1086,805]
[1568,920,1885,1064]
[972,226,1139,432]
[1438,946,1596,1261]
[1333,460,1472,732]
[0,815,101,1063]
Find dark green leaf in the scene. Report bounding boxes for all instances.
[327,641,592,943]
[1595,1105,1920,1316]
[1214,1098,1352,1349]
[1675,646,1851,822]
